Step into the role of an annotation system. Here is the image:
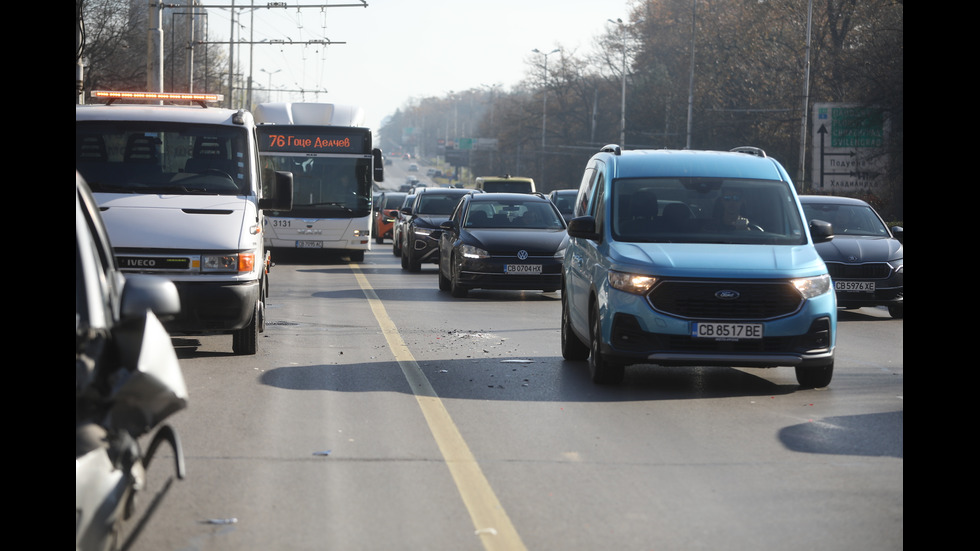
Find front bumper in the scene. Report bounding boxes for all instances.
[165,279,259,335]
[457,257,563,291]
[598,285,837,369]
[409,231,442,264]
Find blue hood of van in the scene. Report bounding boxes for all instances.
[609,241,827,279]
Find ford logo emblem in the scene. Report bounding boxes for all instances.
[517,250,529,260]
[715,290,740,300]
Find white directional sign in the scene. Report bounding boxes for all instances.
[810,103,889,194]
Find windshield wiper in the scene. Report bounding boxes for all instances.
[303,202,354,212]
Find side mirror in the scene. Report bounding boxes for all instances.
[260,169,293,211]
[120,274,181,321]
[890,225,903,244]
[809,219,834,243]
[440,220,457,232]
[567,216,600,241]
[373,148,385,183]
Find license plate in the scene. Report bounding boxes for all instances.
[505,264,542,274]
[835,280,875,292]
[296,240,323,249]
[692,322,763,340]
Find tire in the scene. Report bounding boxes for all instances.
[588,301,624,384]
[795,361,833,389]
[232,300,260,355]
[438,262,451,291]
[258,296,266,333]
[401,248,410,270]
[887,303,903,319]
[393,234,401,256]
[450,260,468,298]
[561,289,589,360]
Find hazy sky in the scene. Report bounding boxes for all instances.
[209,0,633,130]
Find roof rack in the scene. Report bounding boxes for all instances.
[600,144,622,155]
[730,146,767,157]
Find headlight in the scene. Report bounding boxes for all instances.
[202,252,254,273]
[790,273,832,299]
[608,270,657,295]
[461,244,489,259]
[414,227,434,237]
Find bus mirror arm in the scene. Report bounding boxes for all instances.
[260,170,294,212]
[373,148,385,183]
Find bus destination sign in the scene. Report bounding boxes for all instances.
[262,130,365,154]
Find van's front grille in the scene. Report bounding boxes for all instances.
[648,279,803,320]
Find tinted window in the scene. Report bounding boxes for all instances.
[482,181,532,193]
[76,121,251,195]
[611,177,806,245]
[802,203,889,237]
[464,199,564,229]
[416,193,464,215]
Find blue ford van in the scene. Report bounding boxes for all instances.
[560,146,836,387]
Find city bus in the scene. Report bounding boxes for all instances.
[253,103,384,261]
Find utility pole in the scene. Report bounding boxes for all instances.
[608,19,627,148]
[147,2,164,96]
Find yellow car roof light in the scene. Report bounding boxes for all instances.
[90,90,224,107]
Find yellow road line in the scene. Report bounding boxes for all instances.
[351,266,527,551]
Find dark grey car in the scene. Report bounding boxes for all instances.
[800,195,903,318]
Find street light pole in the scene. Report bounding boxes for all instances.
[261,68,281,102]
[532,48,559,149]
[608,19,627,148]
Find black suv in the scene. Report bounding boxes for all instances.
[400,188,476,272]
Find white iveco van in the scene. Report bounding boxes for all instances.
[75,91,293,354]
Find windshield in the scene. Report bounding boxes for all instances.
[611,177,806,245]
[416,193,465,215]
[802,203,889,237]
[261,154,373,217]
[552,192,576,217]
[76,121,251,196]
[482,181,532,193]
[465,199,565,229]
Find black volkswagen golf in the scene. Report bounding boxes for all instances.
[437,193,568,298]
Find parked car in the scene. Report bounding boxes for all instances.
[438,192,568,297]
[561,146,837,388]
[548,189,578,222]
[400,188,476,272]
[799,195,903,318]
[373,191,407,244]
[392,193,415,257]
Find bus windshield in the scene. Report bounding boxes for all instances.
[260,154,373,218]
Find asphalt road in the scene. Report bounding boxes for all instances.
[128,236,903,551]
